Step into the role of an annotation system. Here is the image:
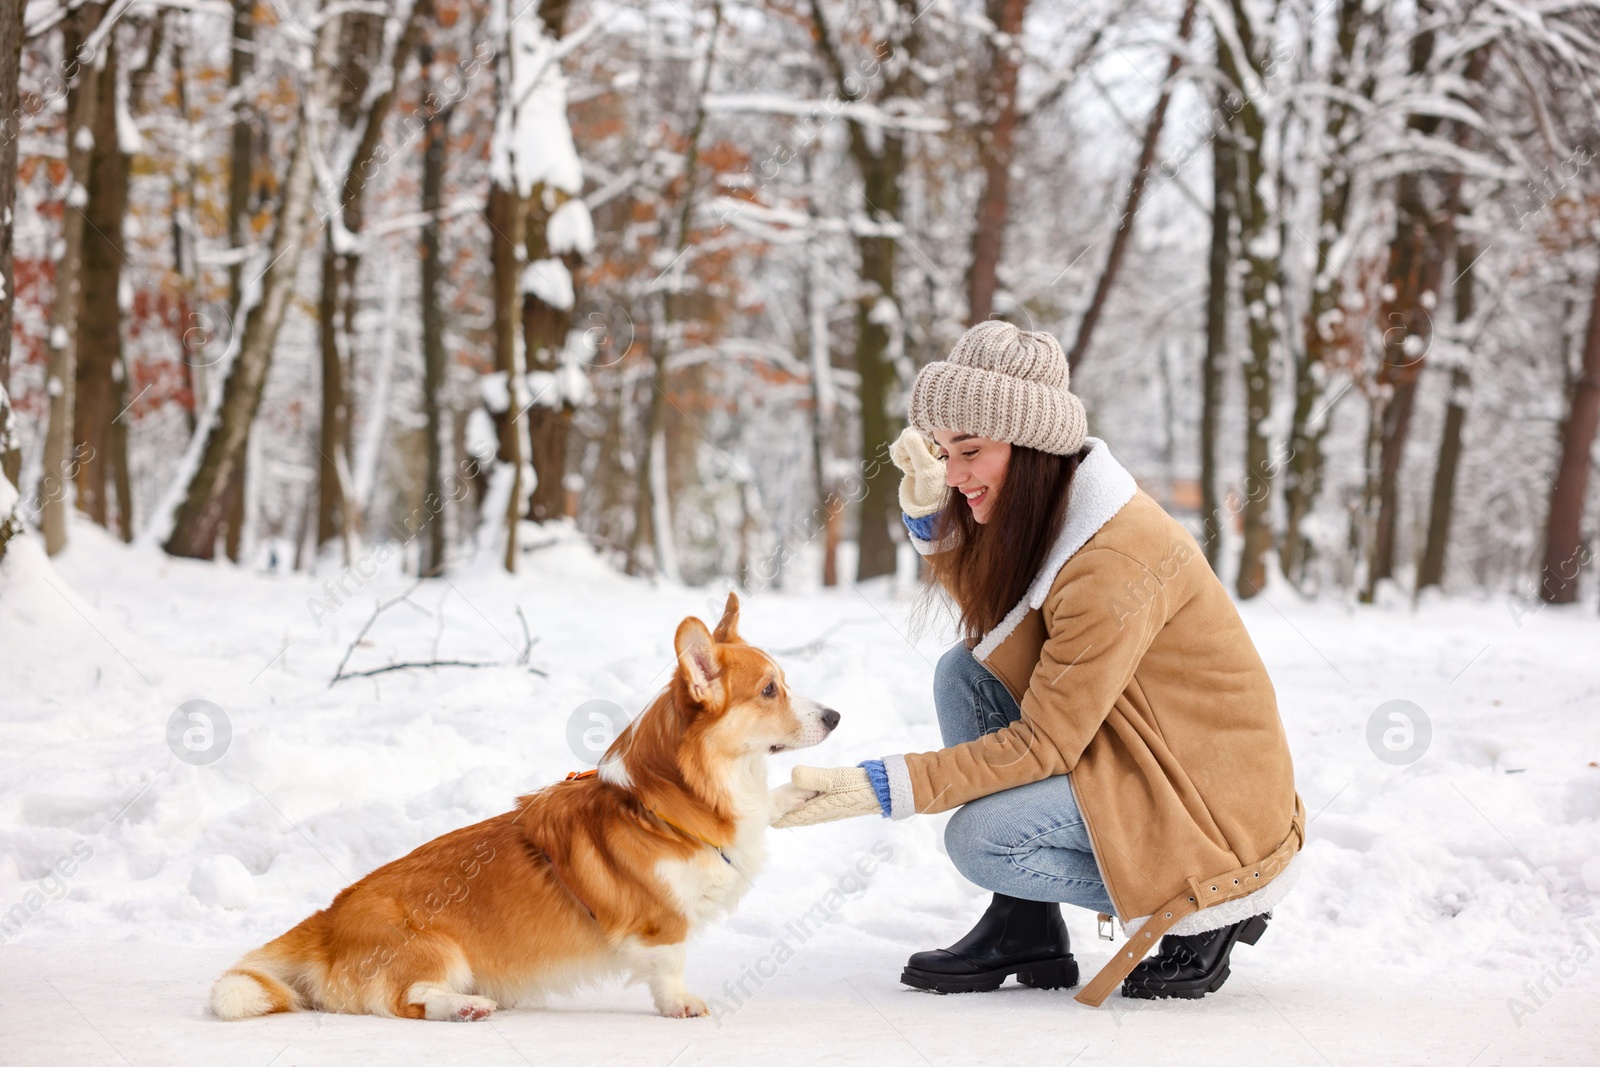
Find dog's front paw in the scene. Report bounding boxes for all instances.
[453,998,497,1022]
[769,783,818,824]
[657,992,708,1018]
[431,994,497,1021]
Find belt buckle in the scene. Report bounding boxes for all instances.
[1097,913,1115,941]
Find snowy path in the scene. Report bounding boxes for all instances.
[2,525,1599,1065]
[3,943,1596,1066]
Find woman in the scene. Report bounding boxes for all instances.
[777,321,1304,1006]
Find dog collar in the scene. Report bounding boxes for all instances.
[648,808,735,868]
[563,768,735,868]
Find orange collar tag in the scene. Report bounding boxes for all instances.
[564,769,598,782]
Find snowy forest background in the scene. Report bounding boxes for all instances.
[4,2,1600,1060]
[1,0,1599,607]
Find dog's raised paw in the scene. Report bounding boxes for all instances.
[769,783,819,823]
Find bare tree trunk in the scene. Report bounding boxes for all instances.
[217,0,256,561]
[965,0,1026,325]
[1416,218,1472,595]
[102,16,168,546]
[503,337,529,573]
[1361,6,1447,602]
[1415,46,1490,595]
[805,151,840,586]
[1420,365,1468,591]
[72,10,156,543]
[1217,0,1280,599]
[487,174,523,570]
[631,2,722,580]
[38,2,107,555]
[490,0,584,569]
[0,0,24,557]
[630,339,667,576]
[1280,0,1367,588]
[108,374,132,540]
[420,36,451,576]
[522,0,579,527]
[74,33,127,532]
[1363,172,1444,601]
[165,3,342,559]
[1065,0,1196,371]
[1539,260,1600,605]
[314,1,430,561]
[809,0,918,582]
[524,253,577,525]
[225,0,254,319]
[168,28,202,437]
[1199,82,1233,572]
[852,145,905,582]
[315,237,354,559]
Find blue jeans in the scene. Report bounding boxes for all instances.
[935,643,1117,916]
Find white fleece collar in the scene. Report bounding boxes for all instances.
[970,437,1138,661]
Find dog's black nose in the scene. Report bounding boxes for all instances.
[821,708,840,731]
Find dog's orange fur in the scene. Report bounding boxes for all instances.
[210,594,835,1022]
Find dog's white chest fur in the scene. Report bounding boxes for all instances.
[653,755,771,927]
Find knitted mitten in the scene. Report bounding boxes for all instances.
[890,426,949,519]
[771,766,883,827]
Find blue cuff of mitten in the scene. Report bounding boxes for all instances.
[858,760,893,817]
[902,512,939,542]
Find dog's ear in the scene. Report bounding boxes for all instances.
[674,616,720,705]
[711,591,742,644]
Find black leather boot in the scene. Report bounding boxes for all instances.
[1120,912,1270,999]
[901,894,1079,994]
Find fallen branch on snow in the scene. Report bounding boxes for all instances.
[329,581,546,686]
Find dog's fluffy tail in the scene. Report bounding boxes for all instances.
[211,953,303,1020]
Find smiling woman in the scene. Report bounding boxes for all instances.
[932,432,1011,523]
[775,320,1304,1008]
[924,437,1081,642]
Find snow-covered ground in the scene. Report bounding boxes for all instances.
[2,522,1598,1065]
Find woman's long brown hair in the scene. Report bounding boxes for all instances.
[925,444,1085,643]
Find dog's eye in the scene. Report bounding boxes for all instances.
[762,681,777,699]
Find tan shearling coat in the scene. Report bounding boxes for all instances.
[891,437,1304,1005]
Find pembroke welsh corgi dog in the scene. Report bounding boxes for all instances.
[211,593,836,1021]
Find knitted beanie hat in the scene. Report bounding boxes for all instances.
[907,321,1088,455]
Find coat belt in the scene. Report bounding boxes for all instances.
[1074,817,1305,1007]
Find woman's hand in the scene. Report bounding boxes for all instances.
[890,427,949,520]
[770,766,884,827]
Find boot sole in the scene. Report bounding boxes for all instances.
[901,956,1079,994]
[1120,912,1270,1000]
[1121,962,1231,1000]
